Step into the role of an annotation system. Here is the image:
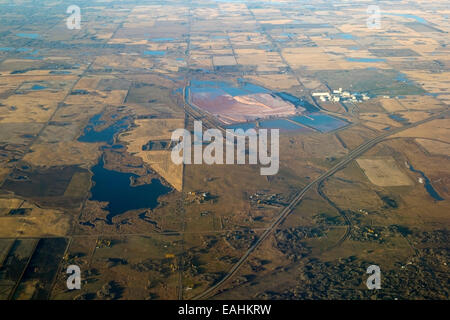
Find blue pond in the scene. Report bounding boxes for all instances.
[189,79,270,98]
[50,71,71,75]
[330,33,356,40]
[149,38,174,42]
[143,50,166,56]
[22,56,43,60]
[226,119,313,133]
[31,84,47,90]
[289,113,348,133]
[78,113,129,144]
[258,119,308,132]
[212,35,228,39]
[385,13,428,24]
[16,33,41,39]
[90,157,172,224]
[225,122,256,131]
[275,92,319,112]
[346,57,386,63]
[389,114,409,123]
[408,165,444,201]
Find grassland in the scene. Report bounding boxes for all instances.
[0,0,448,301]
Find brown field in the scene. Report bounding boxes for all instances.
[0,0,448,301]
[393,118,450,143]
[119,119,184,191]
[416,139,450,157]
[379,98,407,112]
[356,157,414,187]
[0,198,70,238]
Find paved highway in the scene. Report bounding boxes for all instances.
[192,110,448,300]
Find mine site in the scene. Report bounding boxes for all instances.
[0,0,448,305]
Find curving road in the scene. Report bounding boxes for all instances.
[192,110,448,300]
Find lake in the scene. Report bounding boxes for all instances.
[78,113,129,144]
[90,157,172,224]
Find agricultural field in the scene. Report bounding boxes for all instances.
[0,0,448,302]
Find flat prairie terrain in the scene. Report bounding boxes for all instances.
[0,0,448,301]
[356,157,414,187]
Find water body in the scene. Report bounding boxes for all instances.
[50,71,71,75]
[330,33,356,40]
[226,119,313,133]
[212,35,228,39]
[346,57,386,63]
[396,72,415,85]
[385,13,428,24]
[258,119,311,132]
[78,113,129,144]
[289,113,348,133]
[389,114,409,124]
[281,32,295,38]
[258,44,273,51]
[149,37,174,42]
[225,122,256,131]
[31,84,47,90]
[22,56,43,60]
[408,165,444,201]
[189,79,270,97]
[275,92,319,112]
[16,33,41,39]
[0,47,38,53]
[90,157,172,224]
[143,50,166,56]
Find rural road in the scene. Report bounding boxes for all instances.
[192,110,448,300]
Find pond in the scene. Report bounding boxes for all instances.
[275,92,319,112]
[346,57,386,63]
[78,113,129,144]
[90,157,172,224]
[31,84,47,90]
[16,33,41,39]
[258,119,312,132]
[289,113,348,133]
[408,165,444,201]
[389,114,409,124]
[385,13,428,24]
[143,50,166,56]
